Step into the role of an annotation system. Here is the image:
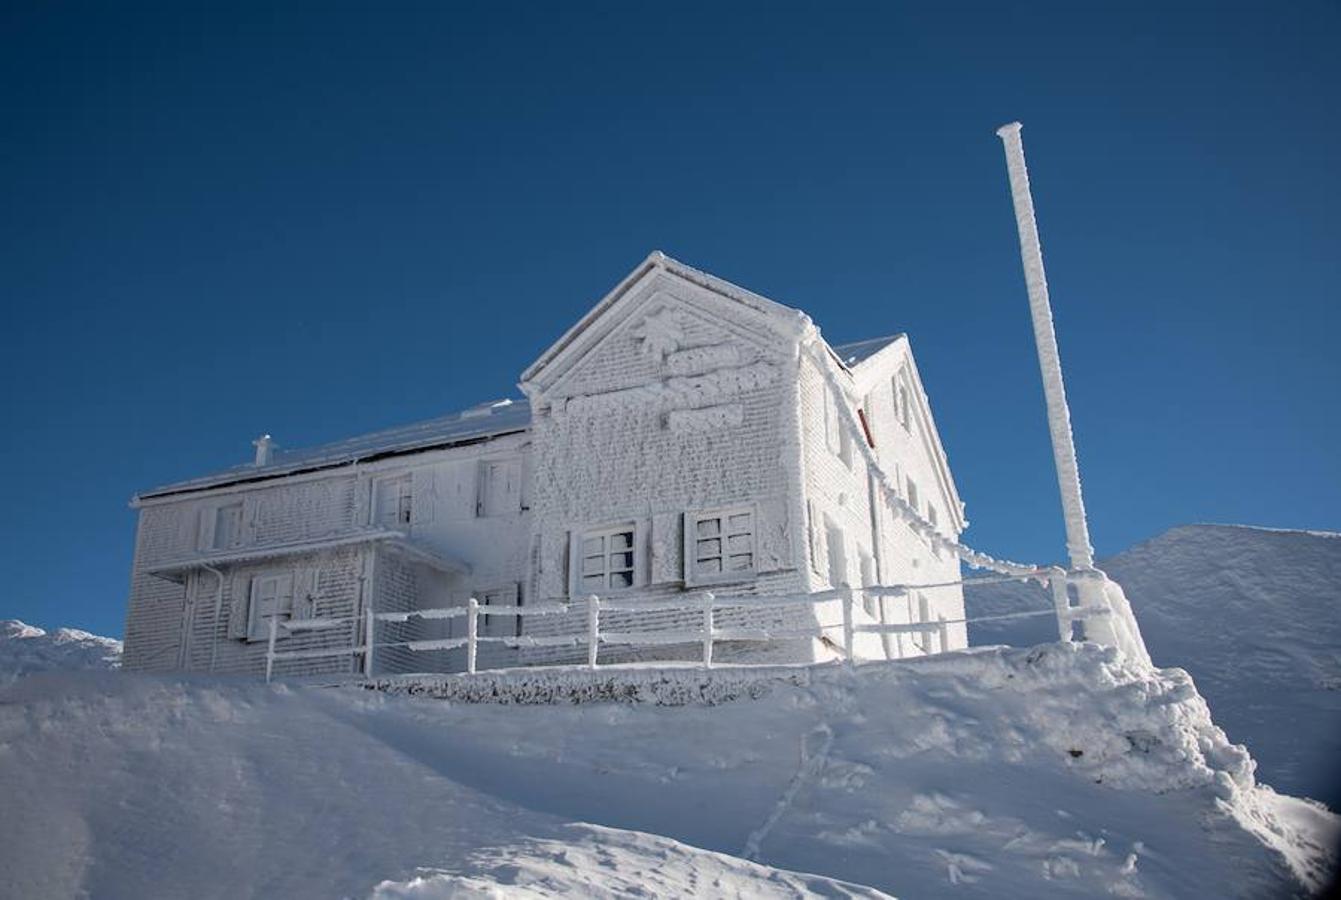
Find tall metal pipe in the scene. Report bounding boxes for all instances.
[996,122,1095,571]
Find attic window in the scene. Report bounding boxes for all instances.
[685,507,756,586]
[574,524,638,594]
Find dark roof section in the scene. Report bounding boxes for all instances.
[832,334,904,368]
[136,398,531,502]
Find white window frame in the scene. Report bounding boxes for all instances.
[571,522,640,596]
[373,475,413,528]
[246,571,294,642]
[684,506,758,587]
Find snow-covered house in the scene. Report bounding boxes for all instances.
[123,253,967,677]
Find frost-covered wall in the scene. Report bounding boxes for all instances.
[124,430,534,677]
[798,341,966,658]
[520,268,816,665]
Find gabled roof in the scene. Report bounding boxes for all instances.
[135,399,530,503]
[520,251,810,390]
[832,334,904,369]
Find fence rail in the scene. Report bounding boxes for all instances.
[262,567,1103,683]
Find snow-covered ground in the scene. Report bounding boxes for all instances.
[0,619,121,686]
[967,524,1341,810]
[4,522,1339,897]
[2,645,1335,898]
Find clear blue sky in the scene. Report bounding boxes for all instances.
[2,2,1337,637]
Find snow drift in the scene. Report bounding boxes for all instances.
[2,644,1334,898]
[967,524,1341,810]
[0,619,121,686]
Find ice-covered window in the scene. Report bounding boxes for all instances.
[906,476,920,514]
[893,374,911,432]
[479,584,521,638]
[575,524,638,594]
[915,594,932,653]
[859,549,876,616]
[927,504,938,530]
[198,502,244,552]
[823,391,853,467]
[684,507,756,586]
[477,459,521,517]
[374,475,412,528]
[247,572,293,642]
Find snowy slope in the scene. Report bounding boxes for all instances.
[1,648,1334,899]
[965,525,1341,810]
[0,619,121,686]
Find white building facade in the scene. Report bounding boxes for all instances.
[123,254,967,677]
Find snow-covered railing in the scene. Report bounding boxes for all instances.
[261,569,1103,682]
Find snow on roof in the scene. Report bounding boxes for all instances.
[831,334,904,368]
[137,335,901,504]
[521,251,811,386]
[136,398,531,501]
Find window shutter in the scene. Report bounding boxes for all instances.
[353,476,372,527]
[293,566,318,619]
[634,519,650,588]
[240,496,258,545]
[227,574,250,640]
[566,530,579,598]
[650,513,683,585]
[197,507,216,552]
[808,500,825,574]
[280,572,297,616]
[411,469,436,526]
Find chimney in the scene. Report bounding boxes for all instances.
[252,434,274,467]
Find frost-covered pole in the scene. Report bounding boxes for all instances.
[995,123,1153,667]
[996,122,1094,571]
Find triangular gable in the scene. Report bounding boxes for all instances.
[520,252,810,397]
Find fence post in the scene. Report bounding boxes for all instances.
[586,594,600,669]
[364,605,376,678]
[702,592,715,669]
[265,616,278,683]
[466,596,479,675]
[842,588,855,668]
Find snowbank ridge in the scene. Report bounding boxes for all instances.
[2,641,1334,898]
